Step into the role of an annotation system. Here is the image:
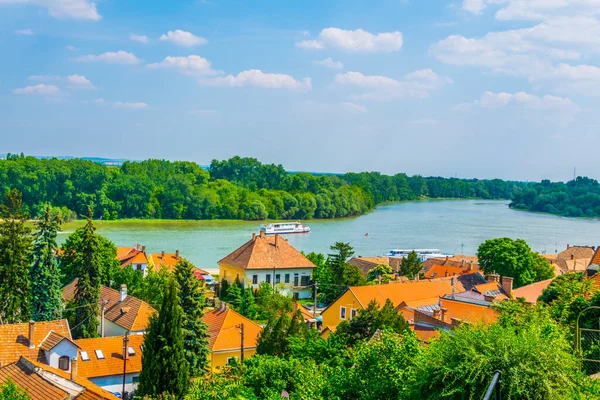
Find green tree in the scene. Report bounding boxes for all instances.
[477,237,554,288]
[173,259,210,377]
[254,282,293,320]
[399,251,422,278]
[30,205,63,321]
[0,379,30,400]
[0,189,33,323]
[256,310,308,357]
[239,288,258,320]
[69,216,101,339]
[315,242,365,304]
[367,264,395,283]
[138,277,190,398]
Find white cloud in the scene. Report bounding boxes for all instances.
[468,90,581,112]
[14,29,33,35]
[74,51,141,64]
[202,69,312,90]
[28,75,60,81]
[300,101,368,113]
[13,84,59,95]
[82,98,105,104]
[67,74,94,89]
[146,55,222,76]
[313,57,344,69]
[130,34,149,44]
[296,27,403,52]
[339,102,368,112]
[159,30,207,47]
[462,0,487,14]
[1,0,101,20]
[66,45,78,51]
[114,102,148,109]
[451,103,474,112]
[335,69,452,101]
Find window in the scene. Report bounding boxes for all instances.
[94,349,105,360]
[266,274,271,284]
[275,274,281,284]
[226,356,237,365]
[133,376,140,384]
[58,356,69,371]
[284,274,290,283]
[128,346,136,356]
[350,309,357,320]
[252,275,258,285]
[300,276,310,287]
[340,306,347,320]
[80,351,90,361]
[293,273,299,287]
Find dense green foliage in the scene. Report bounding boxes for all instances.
[30,205,63,321]
[69,217,102,339]
[0,379,30,400]
[174,259,210,377]
[511,176,600,218]
[0,155,519,221]
[399,250,422,278]
[0,189,32,323]
[477,237,554,288]
[312,242,365,304]
[256,310,309,357]
[138,277,190,398]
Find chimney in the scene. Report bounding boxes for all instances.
[502,277,513,297]
[252,233,256,240]
[444,270,449,277]
[28,321,35,349]
[141,245,146,253]
[176,249,180,259]
[433,309,440,319]
[275,234,279,248]
[487,273,499,283]
[70,358,77,380]
[461,259,465,267]
[567,244,570,249]
[484,294,495,302]
[259,230,266,238]
[468,261,473,271]
[571,253,574,260]
[445,255,449,262]
[440,308,447,322]
[120,284,127,302]
[161,250,165,259]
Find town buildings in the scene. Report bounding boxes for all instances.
[149,250,215,285]
[116,245,149,277]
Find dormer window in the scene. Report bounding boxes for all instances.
[80,351,90,361]
[127,346,136,356]
[58,356,69,371]
[95,349,105,359]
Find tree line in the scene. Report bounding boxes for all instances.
[0,153,520,221]
[511,176,600,218]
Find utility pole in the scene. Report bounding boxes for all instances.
[100,300,108,338]
[313,281,318,319]
[238,323,245,363]
[122,332,129,399]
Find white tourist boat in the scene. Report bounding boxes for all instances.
[261,221,311,235]
[384,248,453,261]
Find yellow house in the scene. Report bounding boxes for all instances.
[218,231,316,299]
[201,307,263,371]
[320,278,470,329]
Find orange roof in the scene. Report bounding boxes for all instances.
[148,252,182,271]
[63,280,156,332]
[591,247,600,266]
[346,278,467,310]
[512,279,554,304]
[74,335,144,379]
[0,358,70,400]
[422,255,480,271]
[0,320,71,367]
[348,257,390,276]
[473,282,501,295]
[439,297,497,324]
[201,308,262,352]
[116,247,148,268]
[40,331,80,352]
[291,302,315,321]
[218,233,316,270]
[424,265,467,279]
[23,356,118,399]
[410,325,441,343]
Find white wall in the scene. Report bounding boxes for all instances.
[89,373,139,395]
[102,320,127,338]
[46,340,79,371]
[244,268,314,299]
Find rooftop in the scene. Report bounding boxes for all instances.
[73,335,144,379]
[201,308,263,352]
[512,278,554,304]
[116,246,148,268]
[148,251,210,275]
[347,256,390,277]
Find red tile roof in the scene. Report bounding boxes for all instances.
[218,233,315,271]
[201,308,262,352]
[74,335,144,379]
[511,279,554,304]
[424,264,468,279]
[116,247,148,268]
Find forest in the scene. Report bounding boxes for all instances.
[510,176,600,218]
[0,153,521,221]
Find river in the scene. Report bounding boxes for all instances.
[59,200,600,274]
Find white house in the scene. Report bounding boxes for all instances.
[116,245,149,277]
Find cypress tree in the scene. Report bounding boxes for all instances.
[138,277,190,398]
[0,189,33,323]
[31,205,63,321]
[173,259,210,377]
[239,288,258,320]
[70,215,101,339]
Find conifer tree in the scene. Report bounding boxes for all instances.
[226,283,242,307]
[30,205,63,321]
[0,189,33,323]
[239,288,258,320]
[138,277,190,398]
[173,259,210,377]
[70,215,101,339]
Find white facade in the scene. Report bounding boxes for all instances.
[130,262,148,277]
[89,373,140,395]
[45,340,79,372]
[243,268,314,299]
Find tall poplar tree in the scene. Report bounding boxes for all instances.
[0,189,32,323]
[70,215,101,339]
[138,277,190,398]
[173,259,210,376]
[30,205,63,321]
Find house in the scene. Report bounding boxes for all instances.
[116,245,149,277]
[421,255,480,274]
[0,356,118,400]
[218,232,316,299]
[202,306,263,371]
[73,335,144,395]
[552,245,595,275]
[320,274,484,330]
[149,250,215,285]
[347,256,391,277]
[0,319,73,369]
[511,278,554,304]
[63,280,156,337]
[424,264,473,279]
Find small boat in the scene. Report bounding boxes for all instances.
[261,221,311,235]
[384,249,453,261]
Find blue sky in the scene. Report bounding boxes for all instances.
[1,0,598,181]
